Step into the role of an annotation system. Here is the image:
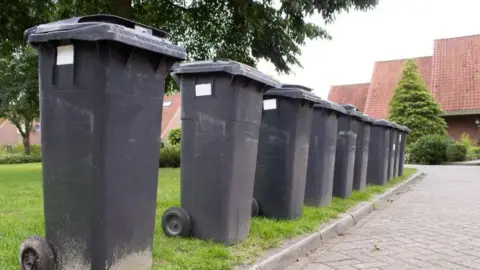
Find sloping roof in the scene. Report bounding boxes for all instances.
[161,93,181,139]
[364,56,433,119]
[431,34,480,112]
[327,83,370,111]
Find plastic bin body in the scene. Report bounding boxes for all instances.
[26,15,186,269]
[398,126,410,176]
[304,101,346,206]
[172,60,277,245]
[387,123,399,181]
[367,120,392,185]
[393,124,402,177]
[254,86,320,219]
[333,130,357,198]
[341,105,373,191]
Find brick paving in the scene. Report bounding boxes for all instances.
[291,165,480,270]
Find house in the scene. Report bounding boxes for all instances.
[0,92,182,146]
[328,34,480,143]
[160,92,181,141]
[327,83,370,112]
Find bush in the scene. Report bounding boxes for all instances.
[468,146,480,160]
[459,133,474,149]
[5,144,42,156]
[159,146,180,168]
[446,143,467,162]
[0,154,42,164]
[409,135,449,165]
[168,128,181,146]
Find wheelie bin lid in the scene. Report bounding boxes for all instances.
[398,125,411,133]
[361,114,375,124]
[24,14,187,60]
[171,59,279,87]
[264,85,321,103]
[373,119,394,128]
[314,100,347,114]
[340,104,367,120]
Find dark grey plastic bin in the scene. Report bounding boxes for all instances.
[341,105,374,191]
[387,122,399,181]
[392,123,402,177]
[22,15,186,270]
[253,85,320,220]
[163,59,278,245]
[398,125,410,176]
[333,104,359,198]
[333,131,357,198]
[367,119,392,185]
[304,101,346,207]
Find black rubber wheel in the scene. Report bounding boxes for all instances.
[251,198,260,217]
[162,207,191,237]
[19,236,55,270]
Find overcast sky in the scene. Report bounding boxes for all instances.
[257,0,480,98]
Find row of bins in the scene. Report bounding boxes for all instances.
[161,60,411,245]
[21,15,411,269]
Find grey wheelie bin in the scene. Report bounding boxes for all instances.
[397,125,410,176]
[304,101,346,207]
[333,104,358,198]
[21,15,186,270]
[253,85,320,220]
[162,60,278,245]
[392,123,403,177]
[341,105,374,191]
[367,119,392,185]
[387,122,400,181]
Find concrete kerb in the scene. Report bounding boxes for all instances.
[242,170,427,270]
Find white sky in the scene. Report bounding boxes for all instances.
[257,0,480,98]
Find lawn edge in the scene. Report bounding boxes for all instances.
[240,170,427,270]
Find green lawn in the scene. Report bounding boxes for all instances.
[0,164,416,269]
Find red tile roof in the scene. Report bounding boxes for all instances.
[327,83,370,111]
[161,93,181,139]
[364,56,433,119]
[431,34,480,112]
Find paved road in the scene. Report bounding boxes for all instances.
[290,165,480,270]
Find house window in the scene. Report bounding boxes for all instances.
[163,101,172,107]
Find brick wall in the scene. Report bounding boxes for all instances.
[444,115,480,144]
[0,121,41,146]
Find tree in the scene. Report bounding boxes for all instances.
[168,128,181,146]
[1,0,378,74]
[0,47,39,155]
[388,60,447,147]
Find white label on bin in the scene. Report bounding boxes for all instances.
[56,45,74,65]
[195,83,212,96]
[393,144,396,151]
[263,99,277,110]
[399,134,402,142]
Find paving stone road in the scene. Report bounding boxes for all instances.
[290,165,480,270]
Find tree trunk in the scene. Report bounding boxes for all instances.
[109,0,133,19]
[22,135,31,155]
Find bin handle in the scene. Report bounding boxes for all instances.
[78,14,169,38]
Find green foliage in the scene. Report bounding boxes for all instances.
[159,145,180,168]
[0,154,42,164]
[388,60,447,147]
[409,135,449,165]
[1,0,378,75]
[0,47,40,154]
[168,128,181,146]
[446,143,467,162]
[471,147,480,160]
[2,144,42,156]
[460,133,474,148]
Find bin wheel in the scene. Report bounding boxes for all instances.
[251,198,260,217]
[19,236,55,270]
[162,207,191,237]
